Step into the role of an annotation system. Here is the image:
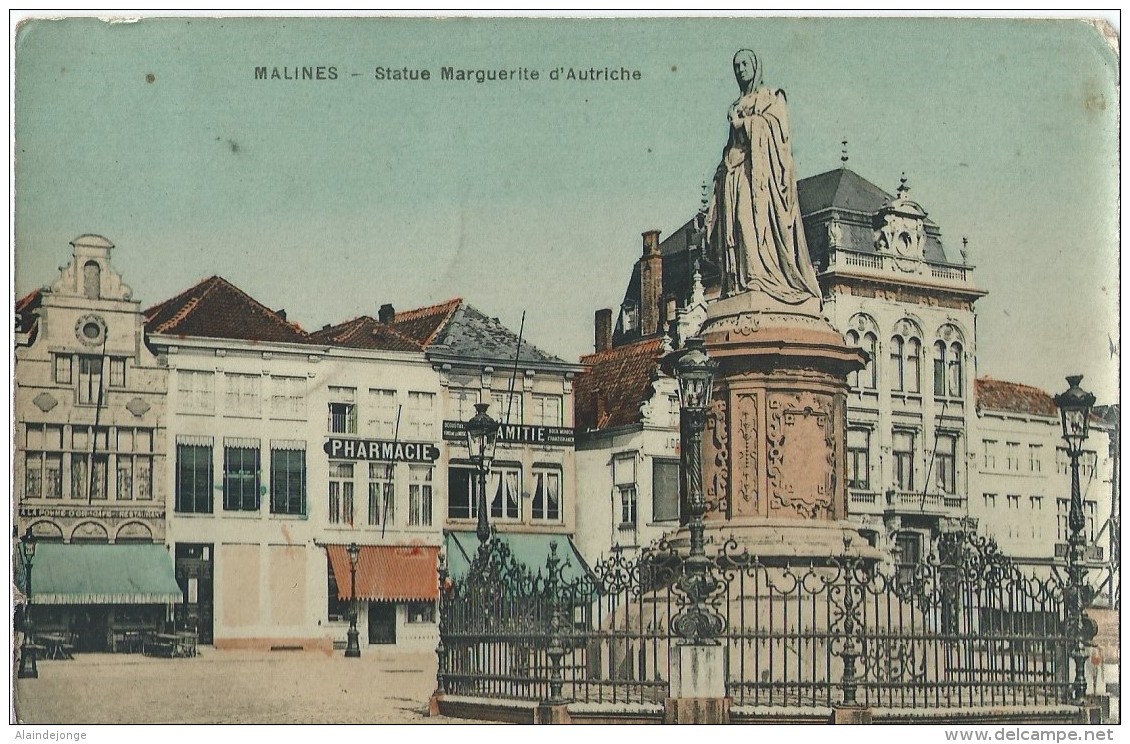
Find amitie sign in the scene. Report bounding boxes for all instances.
[323,438,440,462]
[442,420,574,447]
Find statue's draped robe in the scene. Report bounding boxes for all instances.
[707,86,821,304]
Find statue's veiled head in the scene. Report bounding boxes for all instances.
[732,49,762,92]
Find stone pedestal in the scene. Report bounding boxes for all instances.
[666,643,729,724]
[693,291,872,560]
[669,643,726,698]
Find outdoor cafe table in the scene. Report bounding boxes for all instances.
[38,633,74,660]
[145,632,196,658]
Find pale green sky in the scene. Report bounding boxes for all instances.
[13,16,1120,402]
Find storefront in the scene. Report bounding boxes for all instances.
[20,542,183,652]
[325,543,440,650]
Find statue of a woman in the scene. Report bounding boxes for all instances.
[706,50,821,304]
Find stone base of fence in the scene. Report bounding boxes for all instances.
[831,705,873,724]
[664,697,731,724]
[1079,699,1107,724]
[429,694,540,724]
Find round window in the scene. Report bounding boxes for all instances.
[74,314,107,345]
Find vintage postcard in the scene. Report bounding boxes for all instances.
[10,14,1121,729]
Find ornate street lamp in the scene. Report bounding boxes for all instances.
[676,338,717,556]
[671,337,723,644]
[344,542,362,658]
[1054,374,1096,703]
[18,526,38,679]
[465,403,500,544]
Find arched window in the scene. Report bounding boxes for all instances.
[890,336,905,392]
[846,330,859,388]
[933,341,947,397]
[906,338,921,394]
[83,261,101,300]
[948,342,963,397]
[862,333,877,389]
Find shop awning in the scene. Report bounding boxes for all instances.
[20,543,183,605]
[444,531,594,585]
[326,544,440,602]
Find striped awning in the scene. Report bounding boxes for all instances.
[19,543,183,605]
[326,544,439,602]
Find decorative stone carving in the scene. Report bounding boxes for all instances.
[33,392,58,412]
[703,393,729,518]
[731,392,759,514]
[115,521,154,542]
[766,392,835,519]
[75,313,107,346]
[71,520,110,542]
[126,397,151,417]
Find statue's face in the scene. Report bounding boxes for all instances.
[733,52,757,87]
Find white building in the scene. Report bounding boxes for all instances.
[148,278,444,652]
[972,377,1114,573]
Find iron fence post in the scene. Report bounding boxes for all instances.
[544,541,567,705]
[435,550,449,696]
[839,561,860,705]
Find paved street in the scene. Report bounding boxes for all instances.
[12,648,484,724]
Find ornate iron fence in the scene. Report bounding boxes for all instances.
[437,531,1078,712]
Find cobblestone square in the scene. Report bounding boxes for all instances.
[12,648,482,724]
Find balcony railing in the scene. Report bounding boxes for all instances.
[848,489,967,516]
[824,249,972,284]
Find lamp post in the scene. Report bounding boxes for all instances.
[671,337,723,643]
[345,541,361,658]
[17,526,38,679]
[465,403,500,544]
[1054,374,1096,703]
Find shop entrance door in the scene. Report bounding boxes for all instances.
[368,602,396,645]
[174,543,214,644]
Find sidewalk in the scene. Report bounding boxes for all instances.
[12,647,486,724]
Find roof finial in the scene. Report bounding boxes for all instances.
[897,172,909,198]
[700,179,710,213]
[961,236,969,265]
[840,138,848,166]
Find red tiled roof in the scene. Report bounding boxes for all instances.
[144,276,309,344]
[574,338,665,431]
[308,315,422,352]
[326,544,439,602]
[15,288,42,339]
[975,377,1059,417]
[392,298,462,347]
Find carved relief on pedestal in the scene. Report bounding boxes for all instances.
[730,392,759,517]
[703,392,730,519]
[765,391,836,519]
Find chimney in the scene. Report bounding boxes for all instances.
[276,309,287,321]
[639,230,662,337]
[378,304,395,324]
[593,388,607,427]
[594,308,613,352]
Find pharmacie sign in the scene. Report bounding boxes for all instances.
[323,438,440,463]
[442,420,574,447]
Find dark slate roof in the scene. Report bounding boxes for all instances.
[144,276,309,344]
[975,377,1059,418]
[429,302,566,366]
[308,315,423,353]
[798,167,894,215]
[574,337,664,431]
